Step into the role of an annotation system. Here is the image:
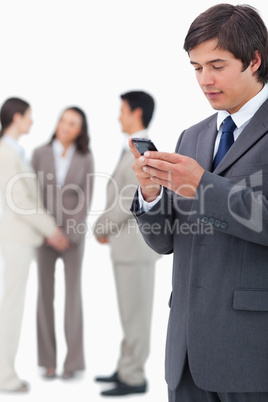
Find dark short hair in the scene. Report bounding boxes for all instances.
[0,97,30,136]
[120,90,155,128]
[184,4,268,84]
[50,106,91,154]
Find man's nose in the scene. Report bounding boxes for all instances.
[199,69,214,86]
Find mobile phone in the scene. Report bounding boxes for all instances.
[132,138,158,155]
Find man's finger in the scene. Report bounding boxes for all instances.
[144,151,180,164]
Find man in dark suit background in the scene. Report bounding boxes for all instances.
[130,4,268,402]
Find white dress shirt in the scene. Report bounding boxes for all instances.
[52,139,76,186]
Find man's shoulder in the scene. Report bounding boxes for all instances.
[186,112,218,133]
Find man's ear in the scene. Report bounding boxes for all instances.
[251,50,262,73]
[133,107,143,122]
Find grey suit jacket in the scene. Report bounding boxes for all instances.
[31,143,94,245]
[94,145,160,264]
[132,98,268,392]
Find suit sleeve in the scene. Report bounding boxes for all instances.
[130,132,186,254]
[189,170,268,246]
[94,158,138,238]
[31,149,39,175]
[5,150,56,238]
[131,188,174,255]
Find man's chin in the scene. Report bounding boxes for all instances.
[206,98,225,111]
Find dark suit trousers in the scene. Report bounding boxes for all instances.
[37,240,85,372]
[168,357,268,402]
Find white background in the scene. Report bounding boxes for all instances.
[0,1,268,401]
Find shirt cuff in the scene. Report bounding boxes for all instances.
[138,186,163,213]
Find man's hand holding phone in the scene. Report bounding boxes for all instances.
[129,138,162,202]
[129,138,205,199]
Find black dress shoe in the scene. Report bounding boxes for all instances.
[101,380,147,397]
[95,371,119,383]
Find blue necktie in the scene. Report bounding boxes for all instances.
[213,116,236,169]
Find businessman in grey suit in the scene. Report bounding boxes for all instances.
[130,4,268,402]
[94,91,160,397]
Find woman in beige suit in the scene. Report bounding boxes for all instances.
[0,98,68,393]
[31,106,94,380]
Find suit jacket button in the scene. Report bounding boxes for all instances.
[208,217,215,225]
[220,222,227,229]
[214,220,221,227]
[201,216,209,224]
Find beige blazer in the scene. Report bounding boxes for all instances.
[94,144,159,263]
[0,139,56,246]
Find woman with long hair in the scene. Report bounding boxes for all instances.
[31,106,94,380]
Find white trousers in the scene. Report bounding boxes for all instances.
[0,243,34,391]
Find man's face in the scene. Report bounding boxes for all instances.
[119,100,135,134]
[189,39,262,114]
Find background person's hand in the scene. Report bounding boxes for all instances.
[46,228,71,251]
[96,236,109,244]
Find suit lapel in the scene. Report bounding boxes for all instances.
[196,117,218,172]
[63,150,79,185]
[45,146,57,187]
[214,99,268,174]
